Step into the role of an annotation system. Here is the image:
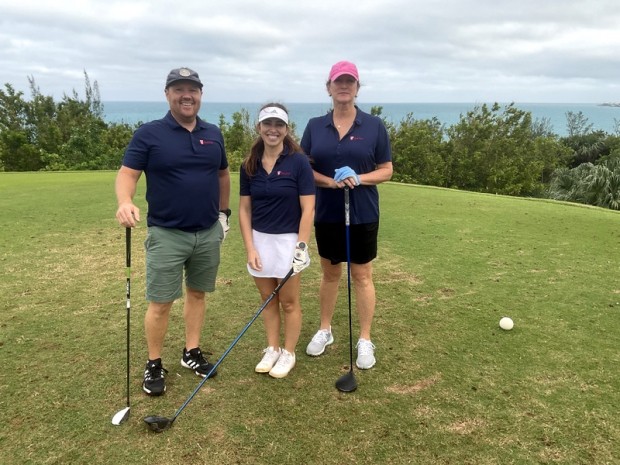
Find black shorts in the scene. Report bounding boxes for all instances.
[315,222,378,265]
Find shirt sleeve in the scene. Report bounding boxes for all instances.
[216,130,229,170]
[296,153,316,195]
[122,125,149,171]
[375,119,392,164]
[300,123,312,156]
[205,124,229,170]
[239,164,250,196]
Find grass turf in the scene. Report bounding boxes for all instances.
[0,171,618,464]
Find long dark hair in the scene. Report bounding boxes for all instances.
[242,102,303,177]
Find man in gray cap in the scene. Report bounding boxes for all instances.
[115,67,231,396]
[165,67,203,88]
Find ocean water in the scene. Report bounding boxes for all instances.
[102,101,620,137]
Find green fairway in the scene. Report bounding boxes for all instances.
[1,171,618,464]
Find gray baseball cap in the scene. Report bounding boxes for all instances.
[165,67,203,88]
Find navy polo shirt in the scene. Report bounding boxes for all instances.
[122,111,228,232]
[301,107,392,224]
[239,148,315,234]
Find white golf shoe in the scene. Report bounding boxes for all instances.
[255,347,281,373]
[355,339,376,369]
[305,328,334,356]
[269,349,296,378]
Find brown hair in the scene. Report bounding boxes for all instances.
[242,103,303,177]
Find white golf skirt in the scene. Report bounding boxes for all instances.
[247,230,297,279]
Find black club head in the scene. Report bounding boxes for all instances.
[143,415,174,433]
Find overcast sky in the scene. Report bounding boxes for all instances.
[1,0,619,103]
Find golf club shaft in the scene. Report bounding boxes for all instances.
[344,188,354,371]
[125,227,131,408]
[170,267,295,423]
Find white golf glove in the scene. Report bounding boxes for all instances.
[218,210,230,241]
[292,241,310,275]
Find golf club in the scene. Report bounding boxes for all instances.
[335,187,358,393]
[144,267,295,433]
[112,227,132,425]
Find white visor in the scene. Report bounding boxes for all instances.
[258,106,289,125]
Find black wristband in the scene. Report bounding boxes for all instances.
[219,208,232,218]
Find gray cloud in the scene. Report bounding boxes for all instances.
[1,0,619,103]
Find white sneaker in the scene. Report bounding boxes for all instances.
[255,347,281,373]
[306,328,334,356]
[269,349,296,378]
[356,339,376,369]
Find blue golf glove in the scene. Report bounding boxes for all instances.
[334,166,360,185]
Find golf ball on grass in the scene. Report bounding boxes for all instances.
[499,317,514,330]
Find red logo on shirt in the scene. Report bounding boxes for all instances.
[199,139,214,145]
[277,171,291,176]
[350,136,364,141]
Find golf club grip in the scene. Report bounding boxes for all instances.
[273,267,295,294]
[344,187,350,226]
[125,227,131,268]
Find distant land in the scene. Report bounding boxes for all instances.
[600,103,620,107]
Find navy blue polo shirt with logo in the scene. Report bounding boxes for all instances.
[239,148,315,234]
[301,106,392,224]
[122,111,228,232]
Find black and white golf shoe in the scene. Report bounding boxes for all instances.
[181,347,217,378]
[143,358,168,396]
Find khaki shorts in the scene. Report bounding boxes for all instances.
[144,224,222,302]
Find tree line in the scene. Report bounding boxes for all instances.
[1,74,619,210]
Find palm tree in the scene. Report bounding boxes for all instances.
[548,157,620,210]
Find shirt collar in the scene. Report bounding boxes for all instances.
[323,105,362,128]
[261,145,290,161]
[164,111,207,130]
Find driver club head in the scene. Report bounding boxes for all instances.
[111,407,130,426]
[335,371,358,393]
[144,415,174,433]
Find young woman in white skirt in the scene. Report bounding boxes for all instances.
[239,103,315,378]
